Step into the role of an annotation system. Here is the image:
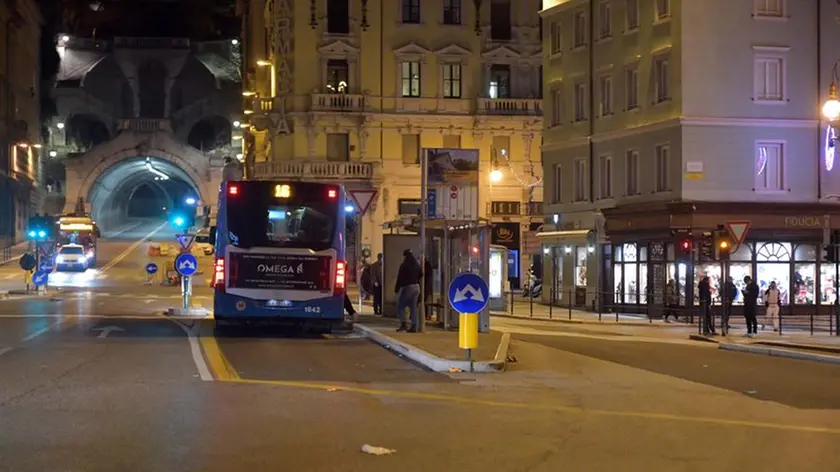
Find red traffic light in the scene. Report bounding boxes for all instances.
[679,238,691,252]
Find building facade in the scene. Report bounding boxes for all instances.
[541,0,840,314]
[238,0,545,287]
[1,0,43,244]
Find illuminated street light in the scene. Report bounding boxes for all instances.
[61,35,69,42]
[489,168,503,183]
[256,60,276,97]
[824,62,840,121]
[233,120,241,127]
[231,39,239,45]
[49,151,57,157]
[32,144,42,149]
[56,122,65,129]
[185,197,197,205]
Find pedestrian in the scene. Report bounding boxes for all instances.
[663,279,678,322]
[394,249,421,332]
[344,292,358,320]
[722,276,736,334]
[360,262,371,299]
[742,275,759,336]
[764,281,781,332]
[370,253,383,315]
[699,276,716,335]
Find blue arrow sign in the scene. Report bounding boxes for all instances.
[32,270,49,287]
[448,272,489,314]
[145,263,158,275]
[175,253,198,276]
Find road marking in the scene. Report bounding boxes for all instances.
[173,322,214,381]
[106,220,145,238]
[197,323,240,381]
[226,377,840,436]
[21,321,61,342]
[3,274,17,280]
[97,222,167,276]
[0,347,12,357]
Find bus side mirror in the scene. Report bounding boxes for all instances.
[209,226,216,245]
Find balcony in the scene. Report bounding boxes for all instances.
[310,93,367,113]
[252,161,376,181]
[476,98,542,116]
[117,119,171,132]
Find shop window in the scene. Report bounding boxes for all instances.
[755,242,791,305]
[731,242,752,261]
[667,262,688,305]
[575,247,587,287]
[794,244,817,305]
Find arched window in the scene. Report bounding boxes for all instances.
[138,60,167,118]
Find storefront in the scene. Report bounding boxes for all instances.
[491,222,521,290]
[603,201,840,314]
[536,226,601,308]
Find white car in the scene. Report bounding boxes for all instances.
[56,244,90,272]
[195,230,214,255]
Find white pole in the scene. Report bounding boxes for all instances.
[419,149,427,333]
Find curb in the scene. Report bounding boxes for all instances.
[689,334,721,343]
[0,255,22,267]
[719,342,840,365]
[354,324,508,373]
[491,312,694,329]
[752,340,840,355]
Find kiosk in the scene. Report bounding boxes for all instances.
[488,245,509,312]
[382,216,493,333]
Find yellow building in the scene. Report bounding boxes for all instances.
[237,0,544,287]
[0,0,43,243]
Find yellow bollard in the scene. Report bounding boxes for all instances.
[458,312,479,350]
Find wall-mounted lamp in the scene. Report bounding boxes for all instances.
[543,247,550,255]
[564,246,572,254]
[56,122,65,129]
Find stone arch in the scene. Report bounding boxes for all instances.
[187,115,232,151]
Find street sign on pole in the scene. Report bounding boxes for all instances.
[32,270,49,287]
[176,234,196,253]
[448,272,490,314]
[175,253,198,276]
[348,190,378,216]
[725,221,750,252]
[145,263,158,275]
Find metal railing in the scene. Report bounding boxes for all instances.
[252,161,376,180]
[476,98,543,116]
[310,93,367,112]
[117,118,171,132]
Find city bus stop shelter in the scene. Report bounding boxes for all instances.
[380,216,492,333]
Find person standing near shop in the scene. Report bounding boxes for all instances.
[663,279,678,322]
[722,276,736,334]
[764,281,781,332]
[370,253,383,315]
[742,275,759,336]
[394,249,421,332]
[699,276,716,335]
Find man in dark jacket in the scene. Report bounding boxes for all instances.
[699,276,716,335]
[370,253,383,314]
[742,275,759,336]
[394,249,422,332]
[722,276,736,335]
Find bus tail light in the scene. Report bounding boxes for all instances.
[327,188,337,199]
[213,257,226,291]
[334,260,346,294]
[228,185,238,195]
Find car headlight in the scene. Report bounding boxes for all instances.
[56,256,64,263]
[80,255,88,262]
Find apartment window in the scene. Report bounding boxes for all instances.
[490,0,512,40]
[755,142,785,191]
[755,56,784,102]
[625,149,639,195]
[573,11,586,48]
[443,0,461,25]
[402,0,420,24]
[574,83,587,121]
[654,56,670,103]
[443,134,461,148]
[326,0,350,34]
[326,59,349,92]
[625,0,639,30]
[656,0,670,20]
[442,63,462,98]
[550,22,562,55]
[402,133,420,164]
[401,61,421,97]
[755,0,784,17]
[598,75,613,116]
[598,1,612,39]
[655,144,670,192]
[624,65,638,109]
[599,155,613,199]
[553,165,563,203]
[326,133,350,161]
[488,65,511,98]
[552,88,564,126]
[574,159,586,201]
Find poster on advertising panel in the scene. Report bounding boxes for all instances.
[423,148,480,221]
[228,252,332,291]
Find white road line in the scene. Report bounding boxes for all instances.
[3,274,17,280]
[21,321,61,342]
[174,322,213,381]
[97,222,167,276]
[0,347,13,357]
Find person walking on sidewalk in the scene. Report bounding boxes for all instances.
[663,279,678,322]
[722,276,737,335]
[394,249,421,332]
[764,281,781,332]
[699,276,716,335]
[742,275,759,336]
[370,253,383,315]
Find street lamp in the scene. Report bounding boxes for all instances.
[489,148,504,183]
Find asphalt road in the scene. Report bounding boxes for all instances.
[1,220,840,471]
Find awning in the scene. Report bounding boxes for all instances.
[535,229,592,243]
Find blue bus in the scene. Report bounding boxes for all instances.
[210,180,348,331]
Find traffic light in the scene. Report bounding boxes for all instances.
[676,235,693,262]
[27,215,55,241]
[715,231,733,261]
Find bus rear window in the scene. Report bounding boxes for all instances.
[226,182,338,249]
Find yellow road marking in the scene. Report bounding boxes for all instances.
[198,324,240,381]
[215,376,840,435]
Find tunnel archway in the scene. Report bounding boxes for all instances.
[85,156,203,233]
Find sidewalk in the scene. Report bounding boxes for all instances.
[354,313,509,373]
[0,241,31,266]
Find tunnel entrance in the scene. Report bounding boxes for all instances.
[86,156,202,233]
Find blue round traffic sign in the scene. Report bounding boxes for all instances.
[145,263,158,275]
[448,272,490,314]
[32,270,49,287]
[174,253,198,276]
